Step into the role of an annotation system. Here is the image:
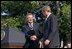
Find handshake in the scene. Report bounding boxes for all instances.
[30,35,37,41]
[27,30,50,48]
[27,30,37,41]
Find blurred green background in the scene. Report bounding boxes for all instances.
[1,1,71,46]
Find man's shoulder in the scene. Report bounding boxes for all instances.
[34,22,39,25]
[33,22,40,28]
[49,14,57,19]
[50,14,56,17]
[22,23,28,28]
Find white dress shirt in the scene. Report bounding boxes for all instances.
[44,13,51,22]
[28,22,33,30]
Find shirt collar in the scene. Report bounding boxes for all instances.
[47,13,51,19]
[45,13,51,21]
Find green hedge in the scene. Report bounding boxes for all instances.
[58,3,71,45]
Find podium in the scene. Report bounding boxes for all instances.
[1,27,26,48]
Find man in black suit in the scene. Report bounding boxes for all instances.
[22,13,39,48]
[39,6,60,48]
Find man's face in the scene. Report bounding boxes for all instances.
[27,15,33,23]
[42,10,48,18]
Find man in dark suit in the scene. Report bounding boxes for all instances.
[22,13,39,48]
[39,6,60,48]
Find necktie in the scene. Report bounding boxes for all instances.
[29,23,33,30]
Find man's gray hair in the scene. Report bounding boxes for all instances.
[26,13,33,17]
[42,6,51,12]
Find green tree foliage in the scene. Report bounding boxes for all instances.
[1,1,38,30]
[1,1,32,16]
[58,2,71,45]
[1,1,71,45]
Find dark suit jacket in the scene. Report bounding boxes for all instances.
[22,22,39,48]
[22,22,39,37]
[42,14,60,47]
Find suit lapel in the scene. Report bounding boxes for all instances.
[24,23,30,31]
[25,22,36,31]
[33,22,36,31]
[44,14,52,30]
[33,22,38,35]
[24,22,38,35]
